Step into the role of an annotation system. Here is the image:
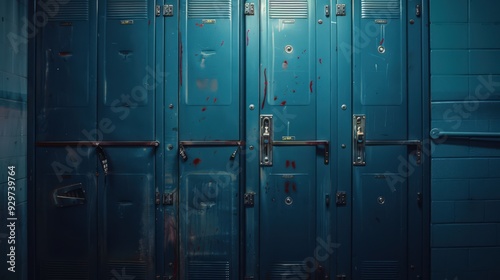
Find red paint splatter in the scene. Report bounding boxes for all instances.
[291,161,296,169]
[193,158,201,165]
[195,23,204,28]
[319,58,322,64]
[280,101,287,106]
[213,97,217,103]
[292,183,297,191]
[220,40,224,46]
[201,107,207,111]
[379,38,384,45]
[274,96,277,101]
[309,81,313,93]
[285,181,290,193]
[246,30,250,46]
[286,160,290,168]
[282,60,288,70]
[261,68,267,109]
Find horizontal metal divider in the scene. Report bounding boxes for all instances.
[430,128,500,140]
[36,141,160,147]
[273,140,330,165]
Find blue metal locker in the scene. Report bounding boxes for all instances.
[178,1,243,279]
[33,0,160,279]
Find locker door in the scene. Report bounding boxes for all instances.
[350,0,422,279]
[257,1,331,278]
[178,1,243,279]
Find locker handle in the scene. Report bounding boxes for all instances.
[430,128,500,140]
[53,183,86,208]
[179,140,244,162]
[273,140,330,165]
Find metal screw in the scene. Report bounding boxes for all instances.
[285,196,293,205]
[249,145,254,150]
[409,19,415,25]
[318,19,323,24]
[167,144,173,150]
[168,104,174,109]
[341,144,346,149]
[249,104,255,110]
[341,104,347,110]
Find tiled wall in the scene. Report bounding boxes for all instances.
[0,1,28,280]
[430,0,500,279]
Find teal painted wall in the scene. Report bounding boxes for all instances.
[0,1,28,280]
[430,0,500,279]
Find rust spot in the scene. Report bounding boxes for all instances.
[292,183,297,191]
[291,161,296,169]
[246,29,250,46]
[280,101,287,106]
[195,23,204,28]
[285,181,290,193]
[261,68,268,109]
[309,81,313,93]
[201,107,207,112]
[319,58,322,64]
[221,40,224,46]
[286,160,290,168]
[282,60,288,70]
[193,158,201,165]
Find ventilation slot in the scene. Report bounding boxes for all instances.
[360,261,399,279]
[187,261,230,280]
[47,0,89,21]
[269,0,308,19]
[108,261,147,280]
[361,0,400,19]
[41,260,89,279]
[107,0,148,20]
[188,0,231,19]
[266,262,310,279]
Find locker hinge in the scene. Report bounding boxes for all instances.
[336,191,347,206]
[244,192,255,207]
[244,3,255,15]
[155,192,161,205]
[163,192,174,205]
[163,4,174,17]
[336,4,346,16]
[336,274,347,280]
[155,5,161,17]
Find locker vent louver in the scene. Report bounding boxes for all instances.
[187,261,230,279]
[107,0,148,20]
[188,0,231,19]
[269,0,308,19]
[47,0,89,21]
[108,261,147,280]
[360,261,399,279]
[42,260,89,279]
[266,262,310,279]
[361,0,400,19]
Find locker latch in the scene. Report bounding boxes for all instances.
[244,3,255,15]
[325,5,330,17]
[415,4,421,17]
[336,274,347,280]
[353,115,366,165]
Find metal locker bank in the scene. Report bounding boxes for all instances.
[0,0,499,279]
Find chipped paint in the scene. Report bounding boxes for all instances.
[282,60,288,70]
[310,81,313,93]
[262,68,268,109]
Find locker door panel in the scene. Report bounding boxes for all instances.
[101,147,156,280]
[35,147,97,279]
[352,147,408,280]
[180,0,240,140]
[99,0,155,141]
[179,148,240,279]
[36,1,97,141]
[259,1,327,278]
